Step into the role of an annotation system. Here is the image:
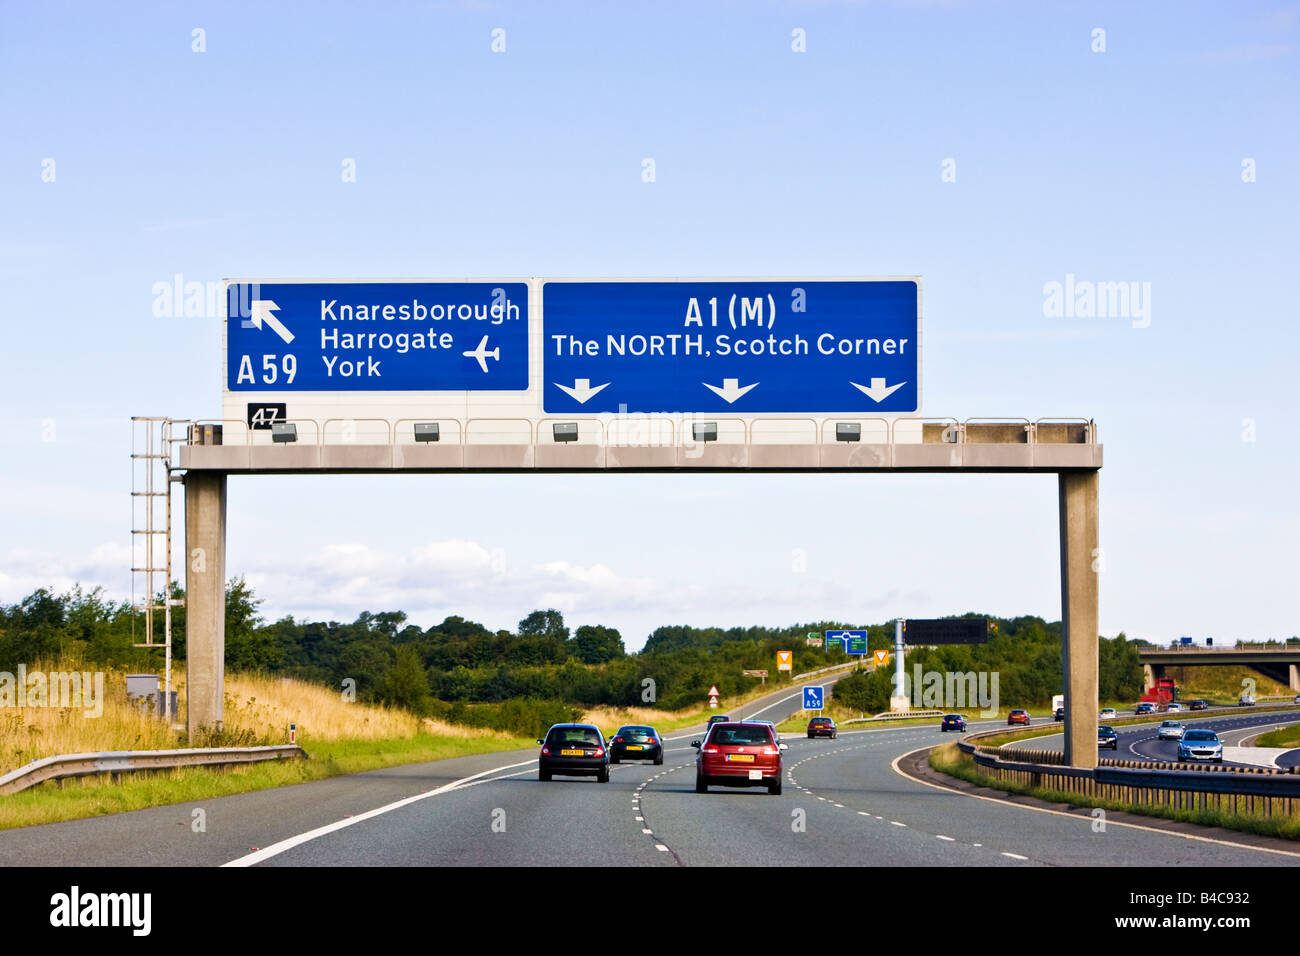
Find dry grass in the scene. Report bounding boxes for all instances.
[222,670,422,742]
[0,661,511,775]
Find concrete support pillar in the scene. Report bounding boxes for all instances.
[184,472,227,738]
[1142,663,1155,690]
[1059,470,1100,770]
[1290,663,1299,693]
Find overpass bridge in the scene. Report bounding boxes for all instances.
[1139,645,1300,692]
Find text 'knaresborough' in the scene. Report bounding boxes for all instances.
[319,295,521,325]
[549,332,909,358]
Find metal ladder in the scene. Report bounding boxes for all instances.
[130,417,185,713]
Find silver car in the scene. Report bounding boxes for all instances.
[1177,729,1223,762]
[1156,720,1185,740]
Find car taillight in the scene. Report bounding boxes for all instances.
[702,748,718,754]
[764,747,779,755]
[595,748,604,757]
[541,746,550,755]
[613,737,623,743]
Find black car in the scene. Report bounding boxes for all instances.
[1189,699,1208,711]
[1097,725,1119,750]
[538,723,609,782]
[609,725,664,765]
[941,714,967,732]
[1054,707,1065,722]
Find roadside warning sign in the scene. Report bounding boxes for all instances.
[777,651,792,672]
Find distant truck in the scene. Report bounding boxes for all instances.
[1051,694,1064,714]
[1141,677,1177,710]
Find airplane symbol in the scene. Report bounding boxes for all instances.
[462,335,499,373]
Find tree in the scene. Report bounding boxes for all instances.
[519,609,569,642]
[570,625,624,665]
[224,577,282,670]
[377,645,433,714]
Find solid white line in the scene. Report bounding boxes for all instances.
[221,758,536,867]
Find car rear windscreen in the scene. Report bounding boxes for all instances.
[1183,731,1217,741]
[547,728,602,746]
[710,726,773,746]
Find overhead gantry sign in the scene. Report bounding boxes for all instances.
[167,277,1101,769]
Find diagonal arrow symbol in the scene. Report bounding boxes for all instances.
[249,300,294,345]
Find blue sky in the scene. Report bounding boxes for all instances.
[1,1,1297,649]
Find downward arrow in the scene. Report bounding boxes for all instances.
[555,378,610,403]
[249,300,294,345]
[703,378,758,403]
[850,378,906,403]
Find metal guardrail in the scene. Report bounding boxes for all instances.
[791,660,862,682]
[948,724,1300,820]
[842,710,947,725]
[0,745,307,796]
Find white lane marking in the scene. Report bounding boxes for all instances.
[1002,852,1028,860]
[858,811,871,816]
[221,758,536,867]
[890,821,907,827]
[635,816,644,821]
[655,844,669,852]
[888,745,1300,860]
[642,828,653,834]
[937,835,955,841]
[833,803,845,808]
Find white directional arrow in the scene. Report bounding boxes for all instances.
[249,300,294,345]
[850,378,906,403]
[703,378,758,403]
[554,378,610,403]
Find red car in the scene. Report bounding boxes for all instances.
[807,717,837,739]
[693,722,787,795]
[1007,709,1031,726]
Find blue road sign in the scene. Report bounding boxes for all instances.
[803,686,825,710]
[542,279,919,414]
[827,630,868,655]
[225,281,530,391]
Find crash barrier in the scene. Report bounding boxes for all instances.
[954,727,1300,818]
[842,710,947,725]
[0,745,307,796]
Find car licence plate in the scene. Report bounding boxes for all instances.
[626,745,642,750]
[728,754,755,762]
[748,770,763,780]
[560,749,585,756]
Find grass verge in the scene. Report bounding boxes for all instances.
[0,730,533,832]
[1255,722,1300,749]
[927,741,1300,841]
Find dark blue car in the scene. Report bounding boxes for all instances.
[941,714,967,733]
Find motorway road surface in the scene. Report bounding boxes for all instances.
[1029,710,1300,769]
[1,688,1297,867]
